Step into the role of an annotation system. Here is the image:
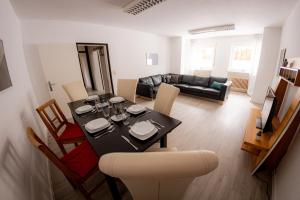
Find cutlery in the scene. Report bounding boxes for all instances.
[121,135,138,150]
[147,120,160,130]
[149,119,165,128]
[135,110,151,120]
[94,127,115,139]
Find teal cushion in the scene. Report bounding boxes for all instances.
[210,81,223,90]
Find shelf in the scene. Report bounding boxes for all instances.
[279,67,300,86]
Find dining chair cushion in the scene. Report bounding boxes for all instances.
[58,122,85,142]
[61,141,98,178]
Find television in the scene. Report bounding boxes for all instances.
[0,39,12,91]
[256,87,277,133]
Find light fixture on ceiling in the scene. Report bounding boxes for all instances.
[189,24,235,35]
[123,0,167,15]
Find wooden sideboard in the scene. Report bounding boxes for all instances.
[241,77,300,174]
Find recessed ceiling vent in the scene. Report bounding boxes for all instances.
[189,24,235,34]
[124,0,167,15]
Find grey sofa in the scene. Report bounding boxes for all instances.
[136,74,231,101]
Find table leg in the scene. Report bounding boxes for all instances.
[105,175,122,200]
[160,135,167,148]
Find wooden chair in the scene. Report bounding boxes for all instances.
[26,127,103,200]
[99,148,218,200]
[63,80,88,101]
[117,79,138,103]
[36,99,85,154]
[154,83,180,116]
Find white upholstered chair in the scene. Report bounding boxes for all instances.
[154,83,180,116]
[117,79,138,103]
[62,80,88,101]
[99,148,218,200]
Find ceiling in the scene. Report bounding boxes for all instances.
[10,0,298,37]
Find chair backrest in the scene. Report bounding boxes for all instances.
[154,83,180,116]
[36,99,68,139]
[99,150,218,200]
[117,79,138,103]
[26,127,81,181]
[63,80,88,101]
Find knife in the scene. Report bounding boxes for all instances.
[121,135,138,150]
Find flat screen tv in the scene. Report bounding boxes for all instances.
[257,87,277,133]
[0,39,12,91]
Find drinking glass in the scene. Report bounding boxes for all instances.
[102,105,110,118]
[122,113,130,126]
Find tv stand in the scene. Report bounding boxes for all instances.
[241,77,300,174]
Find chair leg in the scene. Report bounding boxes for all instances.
[57,142,67,154]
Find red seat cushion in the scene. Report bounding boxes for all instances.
[61,141,99,178]
[58,122,85,142]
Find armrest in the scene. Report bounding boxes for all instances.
[99,150,218,179]
[219,81,232,101]
[136,83,154,98]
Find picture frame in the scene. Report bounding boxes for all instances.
[0,39,12,91]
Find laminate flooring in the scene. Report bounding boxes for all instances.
[49,92,271,200]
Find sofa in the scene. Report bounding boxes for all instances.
[136,74,231,101]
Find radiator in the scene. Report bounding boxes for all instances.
[228,72,249,93]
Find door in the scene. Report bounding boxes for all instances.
[38,43,83,119]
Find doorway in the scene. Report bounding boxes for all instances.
[76,43,114,95]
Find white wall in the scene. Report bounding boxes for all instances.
[0,0,52,199]
[273,1,300,200]
[21,20,171,104]
[251,27,282,104]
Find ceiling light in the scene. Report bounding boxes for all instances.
[189,24,235,34]
[123,0,167,15]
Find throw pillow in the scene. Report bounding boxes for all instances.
[170,74,179,84]
[210,81,223,90]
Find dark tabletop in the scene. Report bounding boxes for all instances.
[68,93,181,156]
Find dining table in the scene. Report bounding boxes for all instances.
[68,93,181,200]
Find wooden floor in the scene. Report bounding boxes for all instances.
[49,92,271,200]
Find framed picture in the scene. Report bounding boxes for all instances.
[277,48,286,75]
[146,53,158,66]
[0,39,12,91]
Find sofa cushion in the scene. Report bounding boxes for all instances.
[181,75,194,85]
[151,75,162,86]
[209,76,227,85]
[188,86,206,92]
[170,74,180,84]
[201,88,220,96]
[139,77,154,87]
[165,75,172,83]
[193,76,210,87]
[210,81,223,90]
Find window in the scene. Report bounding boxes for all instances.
[229,45,255,73]
[191,46,215,70]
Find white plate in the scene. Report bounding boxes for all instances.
[127,105,146,115]
[86,95,99,101]
[111,114,126,122]
[109,96,125,104]
[130,121,156,136]
[75,105,94,114]
[85,118,110,133]
[129,122,158,140]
